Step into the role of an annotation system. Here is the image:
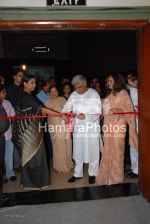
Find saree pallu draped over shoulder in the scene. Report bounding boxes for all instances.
[12,92,51,190]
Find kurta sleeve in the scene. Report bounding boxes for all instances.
[61,95,73,113]
[119,90,138,151]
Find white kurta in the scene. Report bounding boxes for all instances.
[62,88,102,163]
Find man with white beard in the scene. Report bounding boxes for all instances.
[62,75,102,184]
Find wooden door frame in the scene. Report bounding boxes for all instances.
[0,19,149,194]
[0,20,149,30]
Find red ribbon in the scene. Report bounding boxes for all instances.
[0,112,138,133]
[0,113,77,133]
[0,111,139,120]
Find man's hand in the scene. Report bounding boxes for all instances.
[77,113,86,120]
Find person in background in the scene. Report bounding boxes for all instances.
[61,78,70,86]
[0,85,17,182]
[96,73,138,186]
[7,68,24,110]
[94,81,104,99]
[48,77,56,88]
[127,72,138,88]
[62,84,72,100]
[62,75,102,184]
[36,80,52,170]
[127,73,138,178]
[0,84,10,204]
[91,77,98,88]
[7,68,24,171]
[36,80,50,104]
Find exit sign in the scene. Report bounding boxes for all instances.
[47,0,86,6]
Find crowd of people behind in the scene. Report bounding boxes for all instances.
[0,69,138,193]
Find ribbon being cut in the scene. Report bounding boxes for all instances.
[0,111,138,120]
[0,110,138,133]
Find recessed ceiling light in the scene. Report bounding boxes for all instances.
[32,46,50,53]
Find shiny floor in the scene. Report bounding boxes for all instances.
[2,164,139,208]
[2,183,139,207]
[3,164,137,193]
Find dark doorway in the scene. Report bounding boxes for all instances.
[0,30,137,84]
[1,18,150,204]
[0,29,138,196]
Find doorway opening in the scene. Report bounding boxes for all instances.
[0,29,138,194]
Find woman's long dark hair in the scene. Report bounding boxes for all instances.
[106,72,127,96]
[20,73,36,90]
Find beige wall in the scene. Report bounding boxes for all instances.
[0,0,46,7]
[0,0,150,7]
[87,0,150,7]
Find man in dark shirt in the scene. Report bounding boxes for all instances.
[7,68,24,110]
